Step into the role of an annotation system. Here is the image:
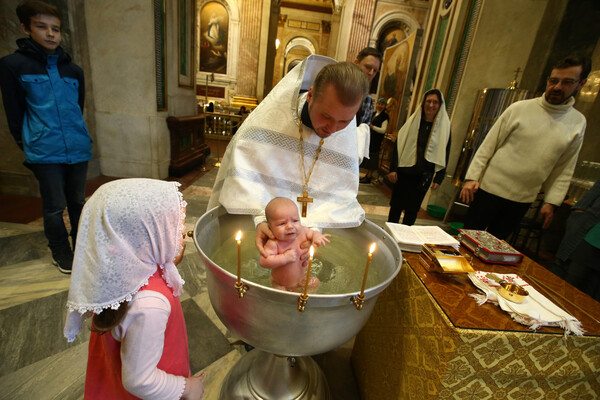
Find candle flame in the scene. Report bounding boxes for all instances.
[369,243,376,254]
[235,230,242,241]
[309,245,314,258]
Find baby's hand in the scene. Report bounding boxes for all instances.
[285,248,298,262]
[312,233,331,248]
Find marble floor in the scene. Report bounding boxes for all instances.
[0,160,445,400]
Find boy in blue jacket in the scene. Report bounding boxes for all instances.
[0,1,92,274]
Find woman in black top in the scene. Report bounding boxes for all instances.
[360,98,389,184]
[387,89,451,225]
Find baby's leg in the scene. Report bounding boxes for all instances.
[270,275,298,292]
[307,276,320,293]
[269,275,286,290]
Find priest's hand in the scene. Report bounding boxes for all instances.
[539,203,555,229]
[299,240,311,267]
[459,180,479,204]
[255,222,275,258]
[387,171,398,183]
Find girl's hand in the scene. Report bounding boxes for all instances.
[173,243,186,266]
[182,373,205,399]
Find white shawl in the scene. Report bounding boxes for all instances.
[396,91,451,172]
[208,55,367,228]
[64,179,186,342]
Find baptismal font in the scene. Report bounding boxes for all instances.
[192,206,402,399]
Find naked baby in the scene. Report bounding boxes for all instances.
[259,197,330,292]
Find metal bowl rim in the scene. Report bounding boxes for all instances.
[192,210,402,299]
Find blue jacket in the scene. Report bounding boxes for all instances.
[0,38,92,164]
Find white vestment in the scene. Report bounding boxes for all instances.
[208,55,368,228]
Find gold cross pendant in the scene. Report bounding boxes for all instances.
[297,190,313,218]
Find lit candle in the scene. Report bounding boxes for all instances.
[360,243,376,294]
[302,246,315,296]
[235,230,242,282]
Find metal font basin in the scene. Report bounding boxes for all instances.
[192,206,402,357]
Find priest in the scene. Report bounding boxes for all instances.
[208,55,370,254]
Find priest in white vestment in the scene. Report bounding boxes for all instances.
[208,55,370,232]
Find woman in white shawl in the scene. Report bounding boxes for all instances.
[387,89,451,225]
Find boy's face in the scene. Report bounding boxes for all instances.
[22,14,62,53]
[268,203,302,242]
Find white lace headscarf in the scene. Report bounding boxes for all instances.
[64,178,187,342]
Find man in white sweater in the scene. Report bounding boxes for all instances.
[459,56,591,239]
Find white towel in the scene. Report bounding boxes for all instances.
[468,271,583,336]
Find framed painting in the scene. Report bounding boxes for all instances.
[377,32,418,135]
[178,0,195,87]
[199,1,229,74]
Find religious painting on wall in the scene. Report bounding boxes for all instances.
[378,28,406,55]
[377,32,417,137]
[199,1,228,74]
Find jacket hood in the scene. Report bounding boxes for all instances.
[15,37,71,64]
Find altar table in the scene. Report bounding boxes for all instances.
[351,247,600,399]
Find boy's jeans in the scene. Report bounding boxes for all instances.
[30,162,88,253]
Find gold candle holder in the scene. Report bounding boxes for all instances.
[298,245,314,312]
[353,243,376,310]
[234,230,248,298]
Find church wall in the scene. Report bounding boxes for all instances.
[84,0,200,179]
[425,0,548,211]
[533,0,600,166]
[84,0,172,178]
[578,41,600,164]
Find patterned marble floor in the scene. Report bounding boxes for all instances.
[0,163,445,400]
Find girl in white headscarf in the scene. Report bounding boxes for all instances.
[64,179,205,400]
[387,89,451,225]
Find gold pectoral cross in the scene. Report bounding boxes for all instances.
[297,190,313,218]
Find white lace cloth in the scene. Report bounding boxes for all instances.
[468,271,583,336]
[64,178,186,342]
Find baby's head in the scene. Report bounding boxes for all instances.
[265,197,302,241]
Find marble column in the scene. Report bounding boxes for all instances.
[260,1,281,99]
[236,0,264,97]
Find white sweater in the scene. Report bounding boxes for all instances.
[465,95,585,205]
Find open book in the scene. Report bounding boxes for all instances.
[384,223,460,253]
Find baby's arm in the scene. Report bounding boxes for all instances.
[305,228,331,248]
[259,240,297,269]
